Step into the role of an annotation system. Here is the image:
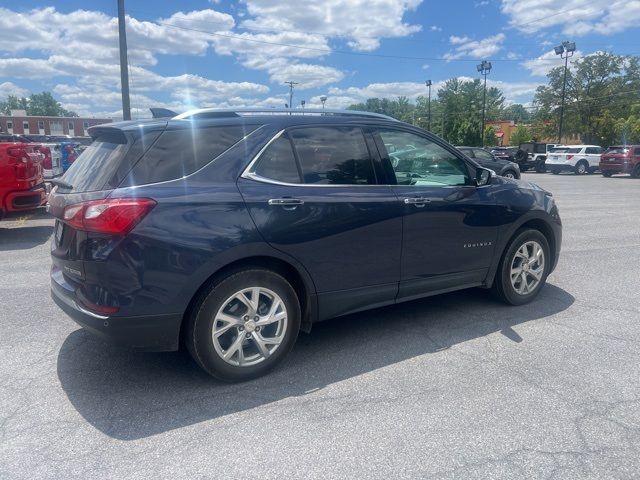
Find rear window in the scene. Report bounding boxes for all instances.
[550,147,568,153]
[60,130,161,192]
[605,147,630,154]
[123,125,256,186]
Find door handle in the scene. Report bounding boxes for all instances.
[268,198,304,209]
[403,197,431,207]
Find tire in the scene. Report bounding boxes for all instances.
[550,169,560,175]
[492,229,550,306]
[602,171,613,178]
[535,157,546,173]
[515,149,528,164]
[186,268,301,382]
[502,169,517,179]
[632,164,640,179]
[574,160,588,175]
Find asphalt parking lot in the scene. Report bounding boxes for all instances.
[1,173,639,479]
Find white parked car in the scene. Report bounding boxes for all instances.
[39,143,64,179]
[546,145,604,175]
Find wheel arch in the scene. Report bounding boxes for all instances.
[179,255,317,347]
[485,215,558,288]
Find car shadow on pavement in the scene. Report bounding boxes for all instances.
[0,225,53,251]
[57,283,574,441]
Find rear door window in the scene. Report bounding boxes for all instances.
[123,125,258,186]
[567,147,582,153]
[288,126,376,185]
[252,135,301,184]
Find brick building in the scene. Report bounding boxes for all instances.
[0,110,112,137]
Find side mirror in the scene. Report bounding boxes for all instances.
[476,167,492,186]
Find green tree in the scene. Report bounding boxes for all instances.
[27,92,77,117]
[484,126,498,146]
[0,95,28,114]
[533,52,633,143]
[503,104,531,123]
[510,125,532,146]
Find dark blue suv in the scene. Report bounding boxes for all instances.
[49,109,562,381]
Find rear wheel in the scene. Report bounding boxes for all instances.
[574,160,588,175]
[534,157,546,173]
[602,171,613,178]
[493,229,550,306]
[550,168,561,175]
[632,164,640,179]
[186,269,301,382]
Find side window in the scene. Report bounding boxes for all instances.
[289,127,375,185]
[378,129,471,187]
[125,125,257,185]
[253,135,301,184]
[473,149,494,161]
[634,148,640,156]
[585,147,599,155]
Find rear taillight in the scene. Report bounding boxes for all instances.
[63,198,156,234]
[566,155,574,160]
[7,147,28,164]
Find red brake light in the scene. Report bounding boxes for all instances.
[566,154,574,160]
[63,198,156,234]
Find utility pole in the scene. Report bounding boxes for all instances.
[425,80,432,131]
[284,81,298,113]
[477,60,492,147]
[555,41,576,144]
[117,0,131,121]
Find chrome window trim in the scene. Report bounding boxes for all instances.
[240,127,388,188]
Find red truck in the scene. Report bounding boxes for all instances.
[0,143,48,218]
[600,145,640,178]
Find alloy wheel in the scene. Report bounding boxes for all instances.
[212,287,288,367]
[510,240,545,295]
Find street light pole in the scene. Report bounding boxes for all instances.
[425,80,432,131]
[284,81,298,114]
[117,0,131,120]
[555,41,576,144]
[320,95,327,110]
[477,60,492,147]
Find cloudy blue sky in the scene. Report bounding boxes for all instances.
[0,0,638,118]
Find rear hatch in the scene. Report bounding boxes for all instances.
[601,146,630,166]
[49,123,165,315]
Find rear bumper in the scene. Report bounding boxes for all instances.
[546,162,574,171]
[3,184,47,212]
[51,271,182,352]
[599,162,632,173]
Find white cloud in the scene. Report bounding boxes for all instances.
[430,25,442,32]
[444,34,506,60]
[239,0,423,51]
[422,64,430,69]
[500,0,640,36]
[522,49,582,76]
[0,82,29,98]
[319,77,540,108]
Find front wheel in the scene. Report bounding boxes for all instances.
[502,169,517,179]
[186,269,301,382]
[550,169,560,175]
[493,229,550,306]
[602,171,613,178]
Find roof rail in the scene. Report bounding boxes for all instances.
[172,108,398,122]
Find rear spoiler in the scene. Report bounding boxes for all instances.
[150,108,178,119]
